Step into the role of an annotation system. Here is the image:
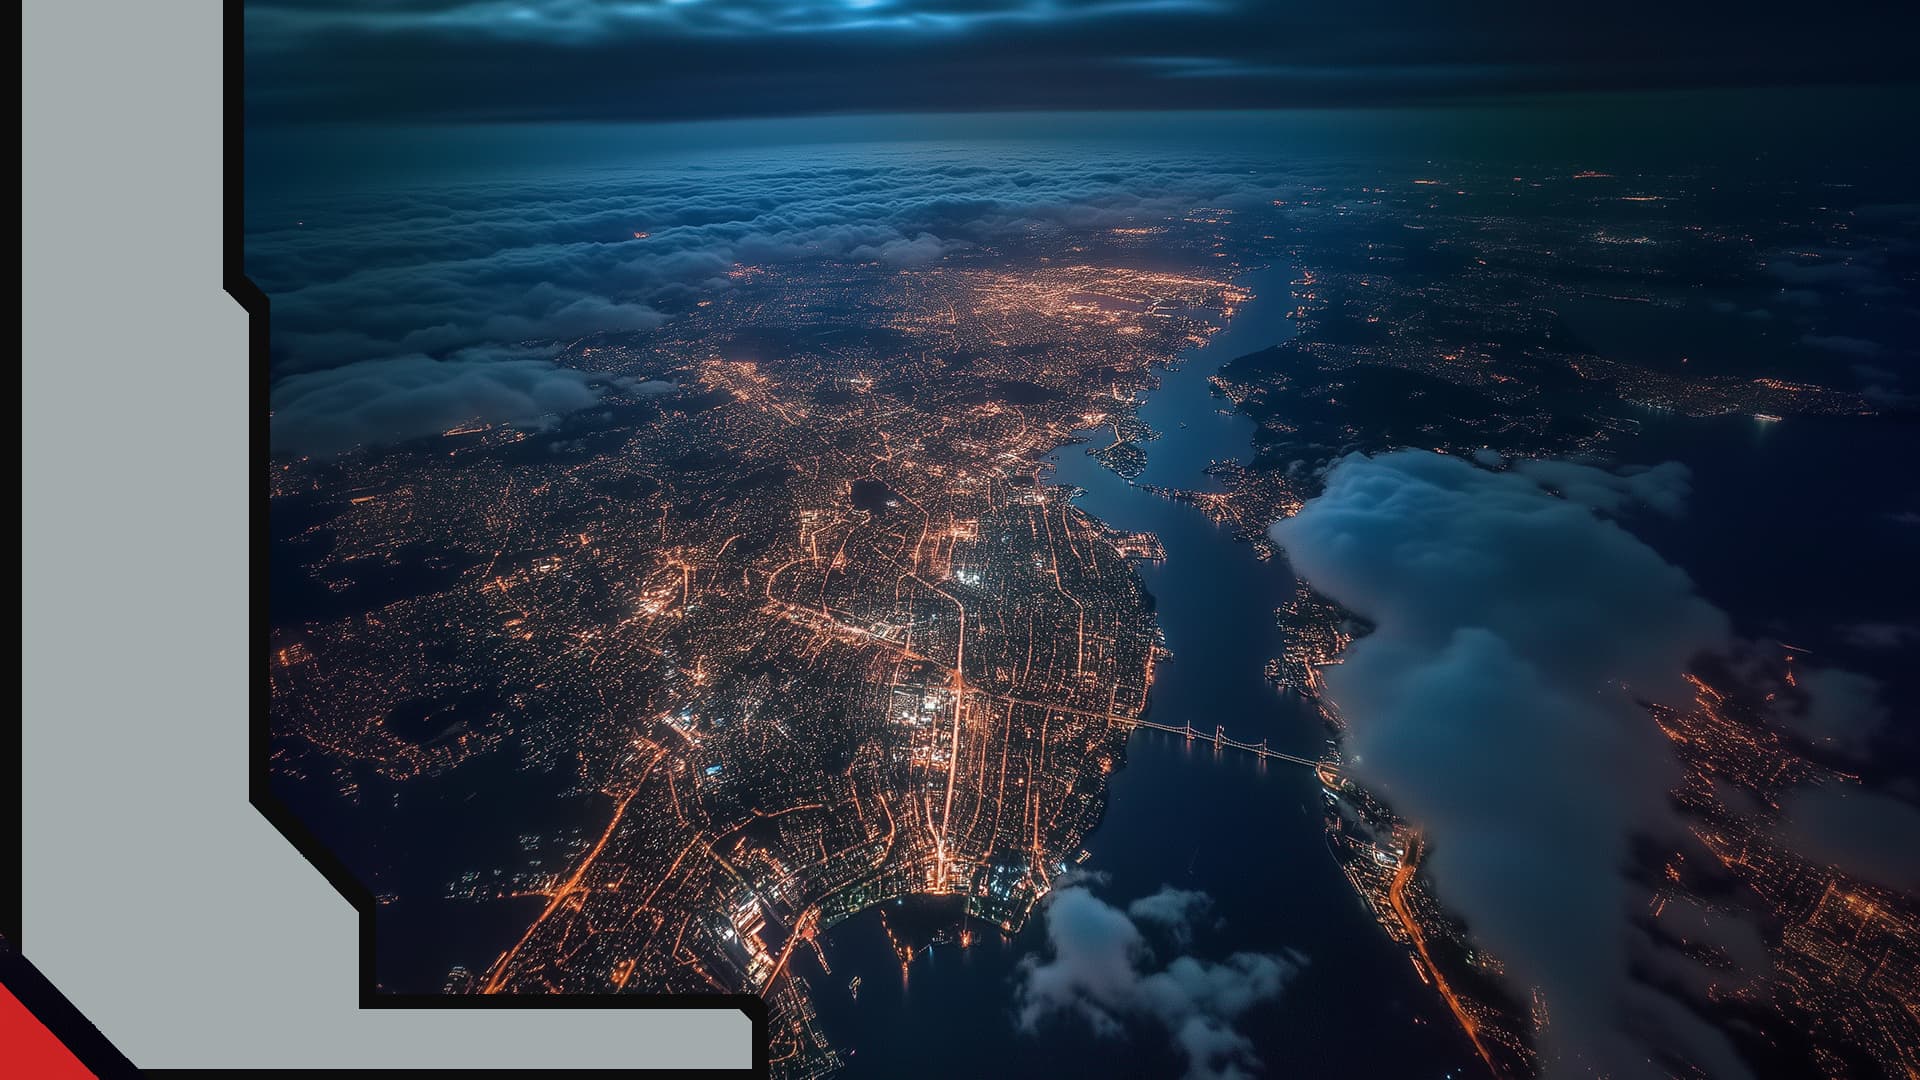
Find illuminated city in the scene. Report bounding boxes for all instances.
[247,3,1919,1077]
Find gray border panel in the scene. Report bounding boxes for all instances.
[21,0,750,1067]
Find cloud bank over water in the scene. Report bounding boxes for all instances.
[1015,884,1304,1080]
[1269,450,1735,1076]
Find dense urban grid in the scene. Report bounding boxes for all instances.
[272,220,1256,1073]
[270,164,1916,1076]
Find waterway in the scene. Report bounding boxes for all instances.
[808,264,1482,1077]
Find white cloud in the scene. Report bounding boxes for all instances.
[1269,449,1735,1077]
[269,345,654,456]
[1016,885,1304,1080]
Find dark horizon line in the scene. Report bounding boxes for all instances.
[241,74,1920,130]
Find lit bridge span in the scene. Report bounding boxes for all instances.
[995,695,1340,774]
[1118,717,1336,771]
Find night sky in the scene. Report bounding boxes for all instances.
[244,0,1920,125]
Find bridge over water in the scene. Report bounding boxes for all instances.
[996,694,1342,773]
[1116,717,1336,771]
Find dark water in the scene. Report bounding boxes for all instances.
[273,744,588,993]
[807,268,1920,1074]
[808,265,1482,1077]
[1612,411,1920,774]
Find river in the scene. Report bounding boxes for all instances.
[807,264,1482,1078]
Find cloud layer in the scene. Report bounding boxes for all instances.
[1016,884,1304,1080]
[268,345,669,456]
[1270,450,1732,1076]
[249,143,1271,368]
[250,140,1286,453]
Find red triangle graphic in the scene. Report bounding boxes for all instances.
[0,981,96,1079]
